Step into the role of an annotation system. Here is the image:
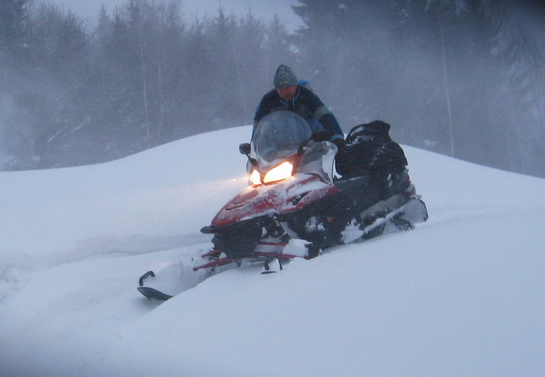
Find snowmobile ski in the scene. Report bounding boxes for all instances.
[137,286,173,301]
[137,270,174,301]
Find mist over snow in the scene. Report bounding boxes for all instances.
[6,1,544,178]
[1,126,545,376]
[51,0,302,30]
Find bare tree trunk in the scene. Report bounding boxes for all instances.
[157,63,165,143]
[503,74,518,172]
[228,33,248,120]
[438,13,455,157]
[138,30,151,148]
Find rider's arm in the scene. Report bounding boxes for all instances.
[300,87,344,141]
[253,90,281,138]
[254,90,279,125]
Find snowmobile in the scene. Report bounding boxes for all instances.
[138,111,427,300]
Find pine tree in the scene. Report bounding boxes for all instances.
[483,0,545,176]
[0,0,28,55]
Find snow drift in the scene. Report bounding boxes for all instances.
[1,125,545,377]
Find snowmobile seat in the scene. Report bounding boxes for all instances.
[334,173,383,211]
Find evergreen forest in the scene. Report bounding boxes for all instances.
[1,0,544,178]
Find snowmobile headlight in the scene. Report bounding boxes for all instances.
[249,169,262,185]
[263,161,294,184]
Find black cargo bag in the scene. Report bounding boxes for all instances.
[335,120,407,179]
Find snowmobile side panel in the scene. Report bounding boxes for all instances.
[208,184,282,228]
[280,175,339,214]
[207,173,336,229]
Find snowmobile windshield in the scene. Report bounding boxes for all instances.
[252,111,312,168]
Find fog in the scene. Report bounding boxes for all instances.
[51,0,302,30]
[1,0,544,178]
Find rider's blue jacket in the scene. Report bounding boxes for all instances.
[253,85,344,141]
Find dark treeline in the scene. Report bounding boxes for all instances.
[1,0,544,178]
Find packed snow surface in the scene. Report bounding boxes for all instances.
[1,126,545,377]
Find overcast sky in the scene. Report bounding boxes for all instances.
[49,0,302,30]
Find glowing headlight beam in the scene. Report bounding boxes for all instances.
[263,161,294,183]
[249,169,262,185]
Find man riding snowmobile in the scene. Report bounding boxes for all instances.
[138,65,428,300]
[202,61,427,261]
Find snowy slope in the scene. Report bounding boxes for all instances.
[1,125,545,377]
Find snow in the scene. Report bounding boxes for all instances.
[1,125,545,377]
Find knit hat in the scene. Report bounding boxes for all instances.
[274,65,298,88]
